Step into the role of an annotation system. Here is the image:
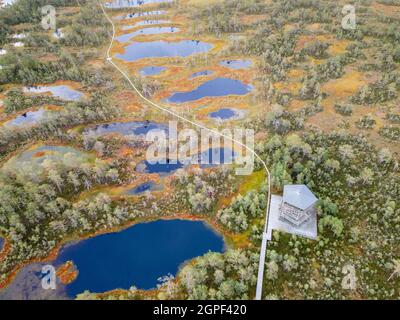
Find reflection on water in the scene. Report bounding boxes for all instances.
[189,70,214,79]
[122,19,172,30]
[219,59,252,70]
[209,108,236,120]
[84,121,168,137]
[0,262,68,300]
[139,66,166,76]
[23,85,83,101]
[208,108,245,121]
[116,40,213,62]
[54,219,225,296]
[6,109,45,127]
[136,147,236,175]
[167,77,253,103]
[115,10,167,20]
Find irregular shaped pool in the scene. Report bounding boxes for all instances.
[166,77,253,103]
[116,40,213,62]
[219,59,252,69]
[139,66,166,76]
[55,219,224,296]
[136,147,236,174]
[195,147,236,168]
[0,220,224,299]
[116,26,180,43]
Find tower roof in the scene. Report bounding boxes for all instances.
[283,185,318,210]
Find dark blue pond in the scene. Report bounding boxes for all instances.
[208,108,245,121]
[167,78,253,103]
[116,40,213,62]
[137,159,184,174]
[55,219,224,296]
[136,147,235,174]
[116,26,180,43]
[23,85,83,101]
[126,181,157,195]
[219,60,252,69]
[105,0,172,8]
[140,66,166,76]
[190,70,214,79]
[128,19,171,28]
[116,10,167,20]
[85,121,167,137]
[0,237,4,252]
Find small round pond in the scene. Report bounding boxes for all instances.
[84,121,168,137]
[123,19,171,29]
[136,159,184,175]
[23,85,83,101]
[139,66,166,76]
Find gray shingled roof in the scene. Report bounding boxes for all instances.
[283,185,318,210]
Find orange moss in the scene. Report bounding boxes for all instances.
[295,34,330,52]
[287,69,304,79]
[328,39,350,55]
[274,80,302,95]
[56,261,78,285]
[373,2,400,17]
[322,69,365,99]
[33,151,46,158]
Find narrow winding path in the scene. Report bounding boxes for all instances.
[95,0,272,300]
